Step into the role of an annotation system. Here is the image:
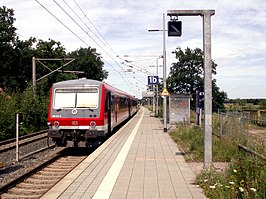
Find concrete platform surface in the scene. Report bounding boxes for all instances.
[42,107,206,199]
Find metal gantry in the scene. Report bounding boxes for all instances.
[32,57,76,95]
[167,9,215,170]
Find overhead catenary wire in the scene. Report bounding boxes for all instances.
[35,1,128,81]
[69,0,149,90]
[71,0,116,55]
[35,0,90,47]
[53,0,139,92]
[35,0,150,97]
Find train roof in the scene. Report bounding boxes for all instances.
[52,78,102,87]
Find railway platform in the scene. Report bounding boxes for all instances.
[41,107,206,199]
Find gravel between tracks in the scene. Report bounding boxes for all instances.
[0,139,62,188]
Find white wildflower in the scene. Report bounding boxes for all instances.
[250,188,257,192]
[239,187,244,192]
[204,179,208,182]
[229,182,235,185]
[233,169,237,173]
[209,185,216,189]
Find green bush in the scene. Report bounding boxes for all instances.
[18,87,49,134]
[0,93,18,140]
[0,86,49,141]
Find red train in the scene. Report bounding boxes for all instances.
[47,78,139,147]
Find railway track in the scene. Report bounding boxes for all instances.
[0,130,49,153]
[0,148,89,199]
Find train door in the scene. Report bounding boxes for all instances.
[114,96,118,123]
[107,91,111,133]
[128,99,131,118]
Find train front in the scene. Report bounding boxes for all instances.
[47,79,106,147]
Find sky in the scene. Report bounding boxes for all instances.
[1,0,266,99]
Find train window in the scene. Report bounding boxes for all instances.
[54,92,76,109]
[76,92,98,108]
[53,88,99,109]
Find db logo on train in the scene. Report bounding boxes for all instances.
[72,121,78,125]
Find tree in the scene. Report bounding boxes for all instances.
[67,47,108,81]
[168,47,227,111]
[0,6,18,90]
[259,99,266,109]
[0,6,37,92]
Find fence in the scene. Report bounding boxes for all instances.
[216,110,266,157]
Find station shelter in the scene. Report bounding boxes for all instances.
[168,94,191,124]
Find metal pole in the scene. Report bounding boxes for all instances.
[32,57,36,95]
[156,58,159,117]
[16,113,19,162]
[153,84,155,112]
[203,12,213,169]
[163,13,167,132]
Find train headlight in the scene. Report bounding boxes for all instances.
[54,121,60,128]
[90,121,96,130]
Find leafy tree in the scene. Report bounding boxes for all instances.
[259,99,266,109]
[0,6,36,92]
[0,6,18,90]
[168,47,227,111]
[67,47,108,81]
[0,92,17,140]
[12,37,37,91]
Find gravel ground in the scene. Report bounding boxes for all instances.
[0,139,62,188]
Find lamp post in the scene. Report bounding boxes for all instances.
[148,13,168,132]
[149,56,163,117]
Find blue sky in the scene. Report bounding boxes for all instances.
[2,0,266,99]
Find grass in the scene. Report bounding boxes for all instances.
[170,122,266,199]
[170,124,239,162]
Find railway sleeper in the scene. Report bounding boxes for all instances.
[36,170,66,176]
[47,163,76,168]
[24,178,58,184]
[1,193,41,199]
[30,173,63,180]
[53,160,82,165]
[8,187,47,194]
[17,182,52,189]
[42,167,71,172]
[53,159,82,163]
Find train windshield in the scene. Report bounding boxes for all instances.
[53,88,99,109]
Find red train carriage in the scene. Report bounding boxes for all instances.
[47,78,138,147]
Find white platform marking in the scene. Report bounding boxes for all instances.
[92,109,144,199]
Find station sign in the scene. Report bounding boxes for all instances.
[148,76,159,85]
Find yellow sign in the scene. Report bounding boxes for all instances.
[161,87,170,96]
